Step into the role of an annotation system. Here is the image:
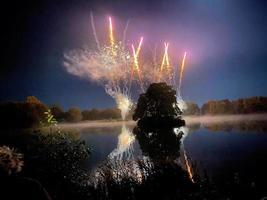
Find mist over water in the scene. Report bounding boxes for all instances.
[184,114,267,125]
[58,112,267,176]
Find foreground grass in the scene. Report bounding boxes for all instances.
[0,129,91,199]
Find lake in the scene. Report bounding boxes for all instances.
[59,115,267,199]
[62,116,266,187]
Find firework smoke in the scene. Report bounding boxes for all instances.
[107,91,133,121]
[64,15,189,119]
[64,17,133,120]
[122,20,130,47]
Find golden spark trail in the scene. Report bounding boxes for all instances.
[178,52,187,96]
[90,11,101,50]
[109,17,115,52]
[175,127,194,183]
[164,42,170,67]
[183,149,194,183]
[131,45,143,89]
[160,42,169,71]
[136,37,143,56]
[131,37,144,92]
[160,54,166,72]
[132,45,139,71]
[131,37,143,73]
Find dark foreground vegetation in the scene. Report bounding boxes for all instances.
[0,130,90,199]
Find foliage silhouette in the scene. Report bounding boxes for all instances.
[133,125,183,161]
[133,82,185,127]
[65,107,82,122]
[0,96,47,129]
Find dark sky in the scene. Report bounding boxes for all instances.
[1,0,267,109]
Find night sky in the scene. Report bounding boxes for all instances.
[1,0,267,110]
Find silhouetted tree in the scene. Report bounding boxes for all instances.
[133,83,182,119]
[183,101,200,115]
[0,96,47,129]
[65,107,82,122]
[49,104,65,122]
[133,82,184,126]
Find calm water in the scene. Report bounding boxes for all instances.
[77,120,267,186]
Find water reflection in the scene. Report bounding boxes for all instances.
[186,118,267,133]
[174,127,195,182]
[203,120,267,132]
[90,123,146,185]
[87,122,196,199]
[76,118,267,199]
[133,125,182,161]
[108,124,135,160]
[134,124,195,183]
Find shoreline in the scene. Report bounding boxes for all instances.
[58,114,267,129]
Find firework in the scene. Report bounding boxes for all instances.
[157,42,174,86]
[64,16,135,120]
[109,17,115,54]
[131,37,144,92]
[64,15,189,119]
[115,93,133,121]
[178,51,187,97]
[90,11,100,50]
[160,42,170,71]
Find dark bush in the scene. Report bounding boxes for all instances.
[0,96,47,129]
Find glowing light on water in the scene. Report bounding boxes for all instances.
[174,126,194,183]
[104,125,153,184]
[109,124,135,160]
[183,148,194,183]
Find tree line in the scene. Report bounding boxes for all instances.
[0,96,122,129]
[200,96,267,115]
[184,97,267,115]
[0,96,266,129]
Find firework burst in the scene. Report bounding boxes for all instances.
[63,15,189,119]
